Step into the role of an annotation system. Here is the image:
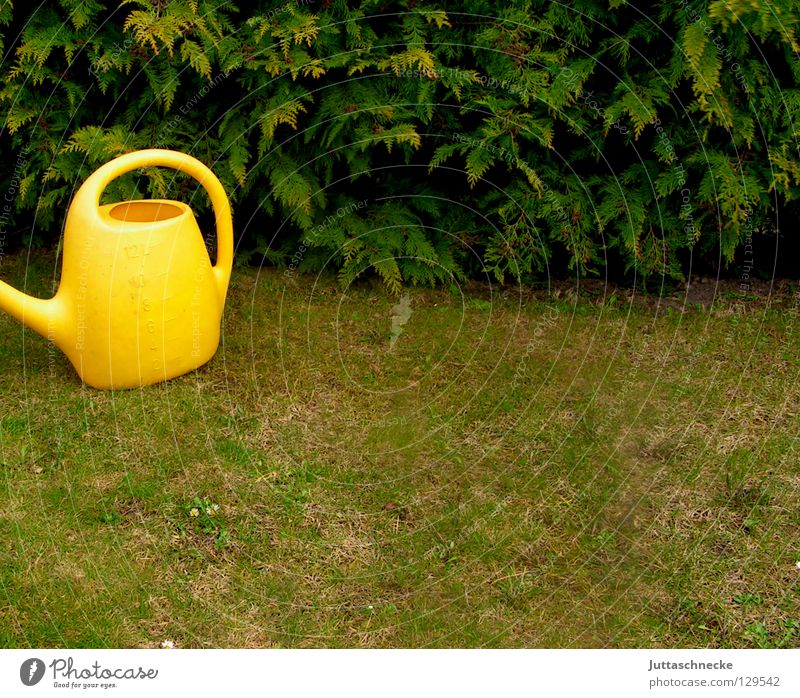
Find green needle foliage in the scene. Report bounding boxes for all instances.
[0,0,798,290]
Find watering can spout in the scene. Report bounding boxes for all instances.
[0,278,61,344]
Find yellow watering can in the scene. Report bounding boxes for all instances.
[0,149,233,389]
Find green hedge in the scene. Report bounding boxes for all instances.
[1,0,798,290]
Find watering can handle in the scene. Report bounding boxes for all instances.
[76,149,233,302]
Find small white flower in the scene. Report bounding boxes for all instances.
[190,508,200,517]
[160,640,175,649]
[796,561,800,569]
[206,508,213,515]
[367,605,374,611]
[212,504,220,512]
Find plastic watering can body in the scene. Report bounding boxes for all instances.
[0,149,233,389]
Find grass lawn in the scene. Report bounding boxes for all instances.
[1,251,799,648]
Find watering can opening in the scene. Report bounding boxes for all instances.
[108,201,184,223]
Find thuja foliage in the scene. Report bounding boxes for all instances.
[0,0,799,290]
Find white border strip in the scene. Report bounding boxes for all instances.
[1,649,798,697]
